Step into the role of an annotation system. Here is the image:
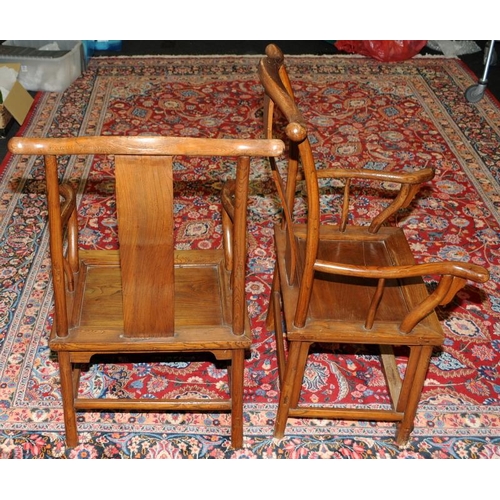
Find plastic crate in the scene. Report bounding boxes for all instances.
[0,41,83,92]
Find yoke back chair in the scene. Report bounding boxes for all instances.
[259,44,490,446]
[8,135,284,449]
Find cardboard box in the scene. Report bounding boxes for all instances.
[0,63,34,135]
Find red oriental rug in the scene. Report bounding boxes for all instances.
[0,54,499,459]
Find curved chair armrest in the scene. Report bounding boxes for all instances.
[316,166,435,186]
[316,167,436,233]
[314,259,489,333]
[314,259,489,284]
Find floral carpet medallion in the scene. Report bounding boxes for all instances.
[0,55,499,459]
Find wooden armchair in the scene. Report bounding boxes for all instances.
[259,44,490,446]
[8,135,284,449]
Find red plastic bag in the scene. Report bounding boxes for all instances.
[335,40,427,62]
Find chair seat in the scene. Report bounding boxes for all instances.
[275,224,444,346]
[50,249,252,360]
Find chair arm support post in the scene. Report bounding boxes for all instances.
[45,155,69,337]
[231,156,251,335]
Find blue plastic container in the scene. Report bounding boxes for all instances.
[93,40,122,51]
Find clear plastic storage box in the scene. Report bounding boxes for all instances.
[0,41,83,92]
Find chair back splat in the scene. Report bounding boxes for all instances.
[8,135,284,449]
[259,44,490,446]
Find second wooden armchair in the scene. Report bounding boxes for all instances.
[259,44,490,446]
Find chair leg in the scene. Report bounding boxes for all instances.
[274,341,310,439]
[289,342,310,408]
[395,345,433,446]
[58,351,79,447]
[230,349,245,448]
[396,346,420,413]
[265,267,280,330]
[273,294,287,387]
